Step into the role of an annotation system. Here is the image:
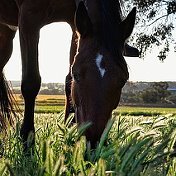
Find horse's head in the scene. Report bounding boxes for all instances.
[71,1,136,146]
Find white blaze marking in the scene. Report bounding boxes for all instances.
[95,53,106,78]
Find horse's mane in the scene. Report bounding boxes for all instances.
[100,0,128,76]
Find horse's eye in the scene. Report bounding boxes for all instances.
[72,72,80,83]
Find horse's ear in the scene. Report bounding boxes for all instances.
[75,1,92,37]
[120,7,136,41]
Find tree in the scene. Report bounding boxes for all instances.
[141,82,171,103]
[120,91,142,103]
[141,89,158,103]
[122,0,176,60]
[167,94,176,104]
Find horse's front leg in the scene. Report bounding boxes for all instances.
[18,12,41,151]
[65,28,77,121]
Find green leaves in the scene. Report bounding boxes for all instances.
[124,0,175,60]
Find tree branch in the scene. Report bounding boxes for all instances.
[146,14,169,26]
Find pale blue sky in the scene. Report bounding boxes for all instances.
[4,23,176,83]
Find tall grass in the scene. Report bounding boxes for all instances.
[0,112,176,175]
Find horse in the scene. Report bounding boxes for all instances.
[0,0,137,149]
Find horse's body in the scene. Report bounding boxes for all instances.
[0,0,137,149]
[0,0,78,149]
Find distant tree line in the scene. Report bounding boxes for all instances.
[12,81,176,105]
[13,83,65,95]
[121,82,176,105]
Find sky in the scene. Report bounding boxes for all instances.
[4,23,176,83]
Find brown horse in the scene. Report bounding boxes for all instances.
[0,0,137,149]
[72,0,136,147]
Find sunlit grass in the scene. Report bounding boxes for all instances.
[17,105,176,117]
[0,112,176,175]
[117,106,176,116]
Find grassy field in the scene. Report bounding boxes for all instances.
[31,105,176,115]
[0,94,176,175]
[117,106,176,116]
[15,94,176,115]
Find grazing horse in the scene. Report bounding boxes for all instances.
[72,1,136,147]
[0,0,137,149]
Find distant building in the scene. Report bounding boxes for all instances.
[167,88,176,94]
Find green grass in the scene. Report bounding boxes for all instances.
[22,105,176,116]
[35,105,64,113]
[117,106,176,116]
[0,112,176,175]
[18,105,64,114]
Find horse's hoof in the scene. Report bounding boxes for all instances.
[20,126,35,153]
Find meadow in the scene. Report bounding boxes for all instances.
[0,95,176,175]
[14,94,176,115]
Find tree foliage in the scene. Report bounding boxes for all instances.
[141,82,171,103]
[122,0,176,60]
